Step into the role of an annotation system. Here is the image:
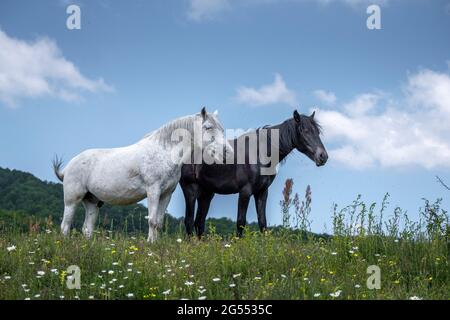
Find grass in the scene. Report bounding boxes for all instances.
[0,194,449,300]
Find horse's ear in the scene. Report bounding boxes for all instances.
[293,110,301,123]
[310,111,316,119]
[201,107,207,120]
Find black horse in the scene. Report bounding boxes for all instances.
[180,110,328,237]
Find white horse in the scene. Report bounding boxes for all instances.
[53,108,232,242]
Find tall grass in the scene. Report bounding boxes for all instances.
[0,189,448,300]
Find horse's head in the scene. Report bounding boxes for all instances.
[292,110,328,167]
[196,107,233,163]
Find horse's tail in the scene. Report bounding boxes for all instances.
[52,155,64,182]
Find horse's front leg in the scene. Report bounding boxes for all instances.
[237,186,252,237]
[254,189,268,233]
[156,191,172,231]
[146,188,161,243]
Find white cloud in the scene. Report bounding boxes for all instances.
[235,73,297,107]
[187,0,389,21]
[187,0,231,21]
[313,89,337,105]
[317,67,450,170]
[343,92,381,116]
[0,29,112,107]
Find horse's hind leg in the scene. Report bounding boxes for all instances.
[82,199,99,238]
[61,202,78,236]
[194,191,214,238]
[60,181,85,236]
[181,183,199,237]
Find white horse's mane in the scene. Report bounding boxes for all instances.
[141,113,221,146]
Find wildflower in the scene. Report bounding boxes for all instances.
[29,262,35,265]
[6,245,16,252]
[212,277,221,282]
[233,273,241,278]
[59,296,65,299]
[254,276,261,281]
[352,246,359,250]
[22,284,27,288]
[355,284,361,288]
[89,296,94,300]
[37,271,45,276]
[128,263,133,266]
[314,293,321,297]
[112,262,119,266]
[108,270,114,275]
[198,296,207,300]
[331,252,337,256]
[281,274,287,279]
[409,296,422,300]
[198,289,206,294]
[349,250,355,254]
[320,278,326,283]
[176,238,182,243]
[229,283,236,288]
[224,244,231,248]
[126,293,134,298]
[34,294,41,298]
[330,290,342,298]
[163,289,171,295]
[50,269,58,274]
[119,285,124,288]
[185,281,194,286]
[24,298,30,301]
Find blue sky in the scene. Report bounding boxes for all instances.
[1,0,449,232]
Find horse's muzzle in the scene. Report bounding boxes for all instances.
[315,148,328,166]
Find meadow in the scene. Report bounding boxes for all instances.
[0,193,448,300]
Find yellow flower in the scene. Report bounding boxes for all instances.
[320,278,326,283]
[60,270,67,284]
[428,277,433,281]
[111,250,116,254]
[394,280,400,284]
[328,271,335,275]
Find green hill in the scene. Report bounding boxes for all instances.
[0,167,259,236]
